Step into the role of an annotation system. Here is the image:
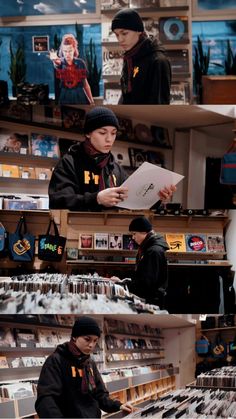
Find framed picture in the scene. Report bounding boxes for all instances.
[109,233,122,250]
[62,106,85,132]
[150,126,171,148]
[117,117,133,141]
[79,234,93,249]
[32,36,49,53]
[128,147,147,169]
[94,233,109,250]
[104,83,121,105]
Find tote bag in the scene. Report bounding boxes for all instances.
[38,219,66,262]
[220,138,236,185]
[9,216,35,262]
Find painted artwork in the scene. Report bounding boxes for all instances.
[0,1,96,17]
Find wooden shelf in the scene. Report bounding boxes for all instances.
[106,348,164,354]
[200,326,236,333]
[101,6,189,14]
[0,177,50,185]
[0,151,59,168]
[105,332,164,339]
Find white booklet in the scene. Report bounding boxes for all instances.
[116,162,184,210]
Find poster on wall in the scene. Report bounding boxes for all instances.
[32,36,49,53]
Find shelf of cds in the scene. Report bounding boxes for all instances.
[101,0,192,104]
[0,314,193,418]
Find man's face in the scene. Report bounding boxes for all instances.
[131,231,147,245]
[113,29,141,51]
[88,126,117,154]
[75,335,99,354]
[81,235,92,248]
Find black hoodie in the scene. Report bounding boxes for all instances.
[128,232,169,307]
[120,37,171,104]
[35,342,121,418]
[48,142,127,210]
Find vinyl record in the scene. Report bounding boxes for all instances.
[134,124,152,143]
[162,17,185,41]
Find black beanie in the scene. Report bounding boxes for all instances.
[129,216,152,233]
[84,107,119,134]
[111,8,144,32]
[72,316,101,338]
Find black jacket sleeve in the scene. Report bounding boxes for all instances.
[48,157,100,211]
[93,362,122,413]
[35,356,64,418]
[149,57,171,104]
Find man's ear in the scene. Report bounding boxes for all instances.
[85,134,90,140]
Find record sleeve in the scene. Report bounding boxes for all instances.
[112,144,130,166]
[185,234,207,252]
[79,233,93,249]
[134,124,153,144]
[0,327,15,347]
[104,87,121,105]
[207,234,225,253]
[8,357,24,368]
[0,129,29,154]
[0,356,9,368]
[15,329,36,347]
[101,0,128,9]
[159,17,188,43]
[122,234,138,250]
[109,233,122,250]
[103,49,123,76]
[4,382,34,399]
[19,167,36,179]
[35,167,52,180]
[117,117,133,141]
[2,165,19,178]
[128,147,147,169]
[142,17,159,38]
[150,126,171,148]
[165,233,186,252]
[31,133,60,158]
[170,82,187,105]
[94,233,109,250]
[168,49,189,74]
[62,106,85,132]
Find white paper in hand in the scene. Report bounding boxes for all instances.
[116,162,184,210]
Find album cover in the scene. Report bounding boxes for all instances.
[15,329,36,347]
[122,234,138,250]
[128,147,147,169]
[62,106,85,132]
[130,0,160,7]
[185,234,207,252]
[103,49,123,76]
[35,167,52,180]
[8,357,24,368]
[102,22,117,43]
[207,234,225,253]
[67,247,79,260]
[32,105,62,126]
[56,315,75,326]
[31,133,60,158]
[159,17,189,43]
[134,124,153,144]
[168,49,189,74]
[165,233,186,252]
[32,35,49,53]
[0,102,32,122]
[0,328,15,347]
[150,126,171,148]
[21,357,39,367]
[101,0,129,10]
[37,330,58,347]
[112,144,130,166]
[0,356,8,368]
[170,82,187,104]
[109,234,122,250]
[94,233,109,250]
[58,138,78,157]
[0,129,29,154]
[104,87,121,105]
[19,166,36,179]
[117,117,133,141]
[146,150,165,167]
[1,164,19,178]
[79,233,93,249]
[142,17,159,38]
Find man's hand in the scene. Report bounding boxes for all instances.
[120,403,137,413]
[158,184,177,202]
[97,186,128,207]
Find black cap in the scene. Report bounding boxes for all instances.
[111,9,144,32]
[72,316,101,338]
[84,107,119,134]
[129,216,152,233]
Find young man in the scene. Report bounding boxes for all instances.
[35,316,134,418]
[128,216,169,309]
[49,106,175,210]
[111,9,171,104]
